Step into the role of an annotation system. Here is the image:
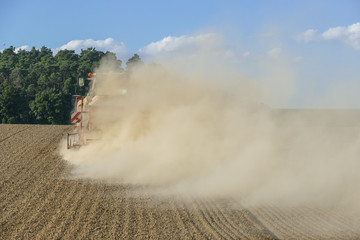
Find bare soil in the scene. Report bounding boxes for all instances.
[0,124,359,239]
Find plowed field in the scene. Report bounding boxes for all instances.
[1,124,359,239]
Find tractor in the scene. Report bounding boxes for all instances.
[66,73,98,149]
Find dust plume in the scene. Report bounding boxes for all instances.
[61,37,360,218]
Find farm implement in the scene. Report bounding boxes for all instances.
[67,73,97,149]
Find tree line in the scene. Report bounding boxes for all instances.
[0,46,142,124]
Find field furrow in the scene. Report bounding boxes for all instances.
[1,124,359,239]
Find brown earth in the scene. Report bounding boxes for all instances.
[0,124,359,239]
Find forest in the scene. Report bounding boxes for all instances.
[0,46,141,124]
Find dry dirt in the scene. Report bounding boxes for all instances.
[0,124,359,239]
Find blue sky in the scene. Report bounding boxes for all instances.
[1,0,358,51]
[1,0,359,107]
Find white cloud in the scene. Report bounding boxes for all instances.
[15,45,29,53]
[0,45,29,53]
[292,56,304,62]
[138,33,220,56]
[267,47,282,58]
[56,38,128,59]
[297,22,360,50]
[137,33,247,78]
[137,33,245,67]
[242,51,250,57]
[296,29,318,42]
[259,32,275,38]
[322,26,346,40]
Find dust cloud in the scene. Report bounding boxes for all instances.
[61,38,360,217]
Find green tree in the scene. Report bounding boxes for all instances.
[100,51,124,72]
[126,53,143,69]
[0,46,17,80]
[0,84,28,123]
[30,89,71,124]
[0,45,123,125]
